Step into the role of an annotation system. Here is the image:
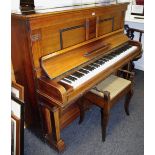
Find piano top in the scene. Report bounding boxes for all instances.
[11,2,128,17]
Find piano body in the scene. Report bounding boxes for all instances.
[11,2,142,151]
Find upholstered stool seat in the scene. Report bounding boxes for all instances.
[90,75,131,99]
[78,74,134,142]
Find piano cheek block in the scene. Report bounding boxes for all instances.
[37,78,67,103]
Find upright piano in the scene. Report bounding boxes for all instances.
[11,2,142,152]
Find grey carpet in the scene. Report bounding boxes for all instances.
[24,69,144,155]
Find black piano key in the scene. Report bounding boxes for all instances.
[123,45,129,50]
[88,65,96,70]
[120,46,128,52]
[79,69,89,74]
[103,56,110,59]
[94,60,103,65]
[90,63,100,68]
[115,50,122,54]
[107,54,114,57]
[83,65,95,71]
[110,52,117,56]
[106,55,114,59]
[65,76,77,81]
[122,46,127,51]
[72,72,84,78]
[63,78,72,83]
[126,44,132,49]
[101,58,109,62]
[89,65,97,69]
[98,60,105,65]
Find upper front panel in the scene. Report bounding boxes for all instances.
[20,3,128,74]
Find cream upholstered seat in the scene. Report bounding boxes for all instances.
[90,75,131,99]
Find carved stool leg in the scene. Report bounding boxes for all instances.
[129,61,135,72]
[124,88,133,116]
[101,91,110,142]
[101,107,110,142]
[78,97,85,124]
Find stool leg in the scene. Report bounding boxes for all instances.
[78,97,85,124]
[124,89,133,115]
[101,107,110,142]
[102,91,110,142]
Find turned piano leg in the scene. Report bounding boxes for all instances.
[49,106,65,152]
[38,98,65,152]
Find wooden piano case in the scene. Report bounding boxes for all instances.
[11,3,142,151]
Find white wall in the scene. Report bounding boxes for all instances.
[12,0,109,11]
[124,0,144,71]
[125,21,144,71]
[11,0,20,11]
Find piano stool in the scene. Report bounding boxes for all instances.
[79,73,134,142]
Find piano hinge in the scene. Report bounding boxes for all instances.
[31,33,41,42]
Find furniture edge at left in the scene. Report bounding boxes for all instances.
[11,15,40,128]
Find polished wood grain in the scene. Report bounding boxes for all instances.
[11,3,142,152]
[11,17,39,128]
[41,32,129,79]
[11,63,16,82]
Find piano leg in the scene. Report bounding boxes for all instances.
[49,106,65,152]
[37,96,65,152]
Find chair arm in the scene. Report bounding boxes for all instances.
[124,24,144,42]
[128,28,144,34]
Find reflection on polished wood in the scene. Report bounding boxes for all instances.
[12,2,142,152]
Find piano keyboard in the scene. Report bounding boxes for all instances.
[60,44,137,88]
